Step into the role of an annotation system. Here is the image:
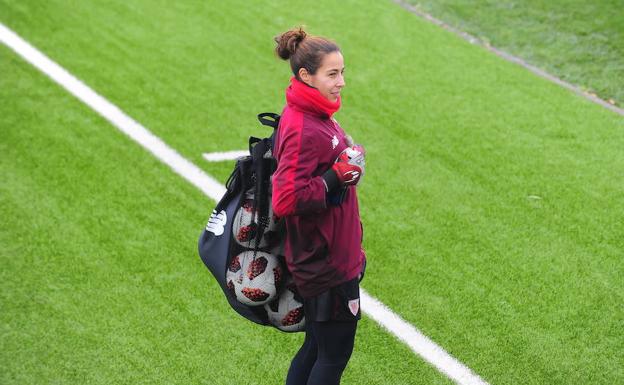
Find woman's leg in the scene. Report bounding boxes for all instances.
[286,322,318,385]
[306,320,358,385]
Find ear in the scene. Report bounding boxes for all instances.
[298,67,311,84]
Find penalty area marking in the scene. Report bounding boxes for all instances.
[0,22,489,385]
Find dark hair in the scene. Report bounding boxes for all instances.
[274,27,340,79]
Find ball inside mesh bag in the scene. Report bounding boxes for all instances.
[264,276,305,332]
[232,194,281,249]
[225,250,283,306]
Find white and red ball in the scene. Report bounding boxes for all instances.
[225,250,283,306]
[232,194,281,249]
[264,277,305,332]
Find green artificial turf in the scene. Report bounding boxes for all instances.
[405,0,624,106]
[2,0,623,384]
[0,44,452,385]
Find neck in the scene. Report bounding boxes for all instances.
[286,77,341,118]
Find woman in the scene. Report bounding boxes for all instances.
[271,27,367,385]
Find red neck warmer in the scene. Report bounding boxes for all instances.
[285,76,341,119]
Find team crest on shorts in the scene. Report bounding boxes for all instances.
[348,298,360,316]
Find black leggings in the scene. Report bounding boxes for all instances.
[285,320,358,385]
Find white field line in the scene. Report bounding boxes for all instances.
[0,23,489,385]
[393,0,624,117]
[203,150,249,162]
[0,23,226,203]
[361,292,487,385]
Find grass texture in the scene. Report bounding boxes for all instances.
[1,0,623,384]
[0,44,451,385]
[406,0,624,105]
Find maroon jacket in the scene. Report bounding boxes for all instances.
[271,77,365,298]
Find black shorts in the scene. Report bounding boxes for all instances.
[303,277,361,322]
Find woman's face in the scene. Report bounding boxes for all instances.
[300,51,345,102]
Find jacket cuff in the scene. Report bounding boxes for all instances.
[322,168,340,193]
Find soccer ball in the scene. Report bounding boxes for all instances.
[264,277,305,332]
[225,250,283,306]
[232,194,281,249]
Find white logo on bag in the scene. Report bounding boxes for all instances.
[206,209,227,236]
[332,135,339,149]
[348,298,360,316]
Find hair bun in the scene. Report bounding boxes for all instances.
[274,27,307,60]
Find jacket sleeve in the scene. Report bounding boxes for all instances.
[272,126,327,217]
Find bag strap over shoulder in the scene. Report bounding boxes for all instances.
[257,112,280,129]
[257,112,280,153]
[250,113,281,155]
